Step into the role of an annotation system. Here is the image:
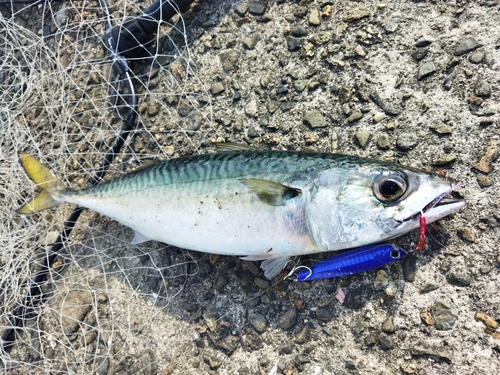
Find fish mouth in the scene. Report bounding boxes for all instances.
[403,196,465,227]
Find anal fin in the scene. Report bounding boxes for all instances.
[260,257,291,280]
[131,231,151,244]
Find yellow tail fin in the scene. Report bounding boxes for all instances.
[17,152,67,214]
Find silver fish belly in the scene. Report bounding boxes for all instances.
[18,148,465,279]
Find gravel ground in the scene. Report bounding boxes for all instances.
[2,0,500,374]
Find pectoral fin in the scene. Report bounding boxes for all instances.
[240,178,301,206]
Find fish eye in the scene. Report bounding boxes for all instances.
[390,249,400,259]
[373,172,408,202]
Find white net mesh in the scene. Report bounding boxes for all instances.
[1,1,221,371]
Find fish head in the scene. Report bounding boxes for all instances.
[305,162,465,251]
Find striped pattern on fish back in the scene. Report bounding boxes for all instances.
[78,150,396,197]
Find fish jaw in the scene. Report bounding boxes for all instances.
[388,199,465,239]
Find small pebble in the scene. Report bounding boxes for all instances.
[287,37,303,51]
[162,145,175,156]
[279,307,298,330]
[317,296,335,308]
[373,270,389,289]
[331,132,339,152]
[415,39,433,48]
[308,8,320,26]
[210,82,225,95]
[403,254,417,282]
[468,95,484,106]
[369,92,402,116]
[245,99,258,117]
[308,81,320,90]
[382,316,396,333]
[475,312,498,330]
[348,110,363,123]
[410,343,452,361]
[377,133,390,150]
[254,278,270,289]
[479,118,494,127]
[484,53,494,66]
[144,100,159,117]
[292,80,306,92]
[475,80,492,98]
[378,333,394,350]
[355,45,366,57]
[444,72,456,91]
[249,0,268,15]
[454,37,482,55]
[315,308,332,322]
[303,111,328,128]
[247,123,260,138]
[250,314,268,333]
[446,269,472,287]
[411,48,429,62]
[384,122,395,130]
[214,275,228,291]
[420,308,434,325]
[355,131,371,148]
[434,154,456,166]
[468,52,484,64]
[457,227,475,242]
[477,175,492,188]
[304,132,319,144]
[242,35,260,50]
[431,298,458,331]
[396,133,418,151]
[343,6,371,22]
[473,141,498,173]
[338,86,352,103]
[364,331,380,346]
[373,112,386,123]
[203,353,222,370]
[430,121,452,135]
[291,26,307,37]
[234,4,248,16]
[384,21,398,33]
[418,61,437,80]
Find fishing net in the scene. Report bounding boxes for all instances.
[0,0,225,372]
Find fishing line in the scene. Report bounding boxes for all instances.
[1,0,217,371]
[1,0,137,349]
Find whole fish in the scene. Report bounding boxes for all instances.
[18,143,464,279]
[296,244,407,282]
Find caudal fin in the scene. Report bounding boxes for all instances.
[17,152,67,214]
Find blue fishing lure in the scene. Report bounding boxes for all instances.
[296,244,407,281]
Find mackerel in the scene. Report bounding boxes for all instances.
[18,144,465,279]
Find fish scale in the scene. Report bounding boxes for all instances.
[18,146,465,279]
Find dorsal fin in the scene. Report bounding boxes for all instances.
[213,142,260,152]
[136,159,157,170]
[240,178,301,206]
